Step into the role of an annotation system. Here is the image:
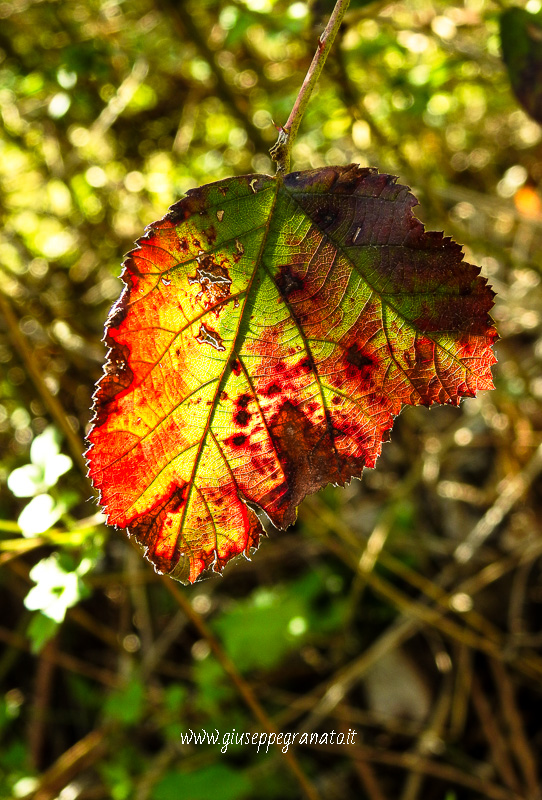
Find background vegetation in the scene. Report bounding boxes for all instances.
[1,0,542,798]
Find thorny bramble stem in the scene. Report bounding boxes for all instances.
[269,0,351,175]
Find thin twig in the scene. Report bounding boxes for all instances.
[306,742,525,800]
[454,444,542,564]
[21,727,109,800]
[162,577,321,800]
[300,616,420,732]
[0,290,88,475]
[471,672,522,793]
[28,638,58,770]
[0,625,118,688]
[270,0,351,173]
[399,673,453,800]
[449,644,472,742]
[305,498,542,681]
[490,659,541,799]
[347,719,390,800]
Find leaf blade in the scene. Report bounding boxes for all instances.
[87,165,497,583]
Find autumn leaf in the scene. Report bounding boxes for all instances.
[500,7,542,124]
[86,165,497,584]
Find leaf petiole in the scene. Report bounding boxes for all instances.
[270,0,351,174]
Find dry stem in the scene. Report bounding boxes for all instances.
[270,0,351,173]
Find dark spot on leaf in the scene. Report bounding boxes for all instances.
[234,394,252,426]
[344,344,375,382]
[460,340,476,357]
[260,400,367,528]
[277,264,305,296]
[230,359,241,376]
[235,409,251,426]
[346,344,374,370]
[227,433,247,448]
[206,225,217,245]
[266,382,280,397]
[312,206,338,230]
[167,203,192,224]
[251,457,267,475]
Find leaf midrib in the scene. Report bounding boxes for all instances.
[173,177,283,549]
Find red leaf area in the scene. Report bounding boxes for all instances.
[87,165,497,583]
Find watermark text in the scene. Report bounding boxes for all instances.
[178,728,357,754]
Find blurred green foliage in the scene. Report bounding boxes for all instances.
[1,0,542,798]
[500,6,542,123]
[153,763,252,800]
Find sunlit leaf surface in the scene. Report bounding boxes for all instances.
[87,165,497,583]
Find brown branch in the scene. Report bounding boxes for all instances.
[471,672,522,794]
[28,638,58,770]
[22,727,109,800]
[305,742,525,800]
[0,625,118,688]
[0,291,88,476]
[490,659,541,799]
[162,577,321,800]
[303,498,542,683]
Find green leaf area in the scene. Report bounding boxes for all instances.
[500,7,542,123]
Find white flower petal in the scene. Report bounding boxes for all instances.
[30,427,61,468]
[43,453,73,488]
[18,494,62,537]
[8,464,45,497]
